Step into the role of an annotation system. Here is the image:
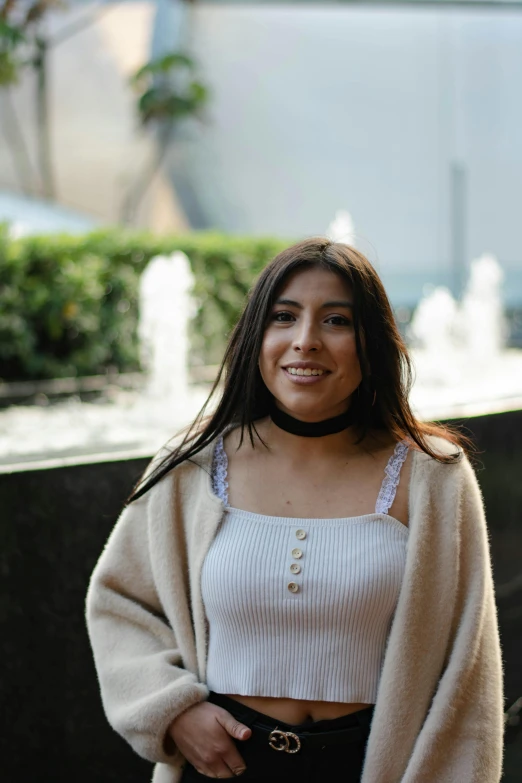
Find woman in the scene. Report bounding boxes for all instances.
[86,238,504,783]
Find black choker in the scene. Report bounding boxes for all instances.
[269,401,355,438]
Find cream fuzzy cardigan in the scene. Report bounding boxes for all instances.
[86,435,504,783]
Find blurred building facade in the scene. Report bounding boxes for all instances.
[1,1,520,306]
[0,1,188,233]
[176,1,522,305]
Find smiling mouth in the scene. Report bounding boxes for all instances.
[285,367,328,376]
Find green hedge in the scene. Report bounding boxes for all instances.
[0,225,289,381]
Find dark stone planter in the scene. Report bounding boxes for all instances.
[0,456,152,782]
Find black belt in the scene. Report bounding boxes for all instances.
[253,721,365,754]
[207,693,373,756]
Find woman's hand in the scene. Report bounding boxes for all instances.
[168,701,252,778]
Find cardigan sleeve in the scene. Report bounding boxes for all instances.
[85,485,209,765]
[403,455,504,782]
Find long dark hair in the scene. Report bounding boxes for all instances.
[129,237,469,502]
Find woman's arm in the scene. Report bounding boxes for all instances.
[402,455,504,782]
[361,447,504,783]
[85,489,209,765]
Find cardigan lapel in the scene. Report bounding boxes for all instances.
[361,448,461,782]
[186,443,226,682]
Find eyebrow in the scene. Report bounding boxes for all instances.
[275,298,353,309]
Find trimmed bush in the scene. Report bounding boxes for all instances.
[0,226,288,381]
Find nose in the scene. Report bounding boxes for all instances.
[292,319,322,353]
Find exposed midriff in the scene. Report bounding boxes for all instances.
[223,694,373,723]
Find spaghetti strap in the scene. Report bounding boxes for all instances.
[375,441,410,516]
[211,436,229,506]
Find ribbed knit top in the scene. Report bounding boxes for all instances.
[201,437,409,703]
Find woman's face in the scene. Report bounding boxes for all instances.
[259,266,362,422]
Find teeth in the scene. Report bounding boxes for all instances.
[286,367,324,376]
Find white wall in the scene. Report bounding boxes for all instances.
[183,4,522,303]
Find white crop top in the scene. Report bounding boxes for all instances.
[201,437,409,703]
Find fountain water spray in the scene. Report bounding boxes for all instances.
[410,254,506,364]
[327,210,356,245]
[458,254,506,361]
[138,251,194,404]
[409,254,522,418]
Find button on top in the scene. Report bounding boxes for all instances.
[295,529,307,541]
[291,548,303,559]
[290,563,301,575]
[287,582,299,593]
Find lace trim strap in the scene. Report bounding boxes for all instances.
[375,441,410,516]
[211,435,229,506]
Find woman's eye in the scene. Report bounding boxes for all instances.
[272,311,295,322]
[326,315,352,326]
[270,312,351,326]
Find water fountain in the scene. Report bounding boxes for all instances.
[327,209,357,245]
[0,251,207,467]
[325,213,522,417]
[409,254,522,419]
[138,251,194,403]
[1,236,521,467]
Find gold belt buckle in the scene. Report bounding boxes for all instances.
[268,728,301,754]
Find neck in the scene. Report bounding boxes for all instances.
[264,419,358,461]
[246,417,390,465]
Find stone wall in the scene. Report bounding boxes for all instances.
[1,456,152,781]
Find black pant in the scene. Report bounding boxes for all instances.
[180,692,374,783]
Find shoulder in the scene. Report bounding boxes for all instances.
[410,434,464,474]
[413,433,463,461]
[405,437,488,547]
[410,433,471,489]
[410,433,482,503]
[137,433,221,503]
